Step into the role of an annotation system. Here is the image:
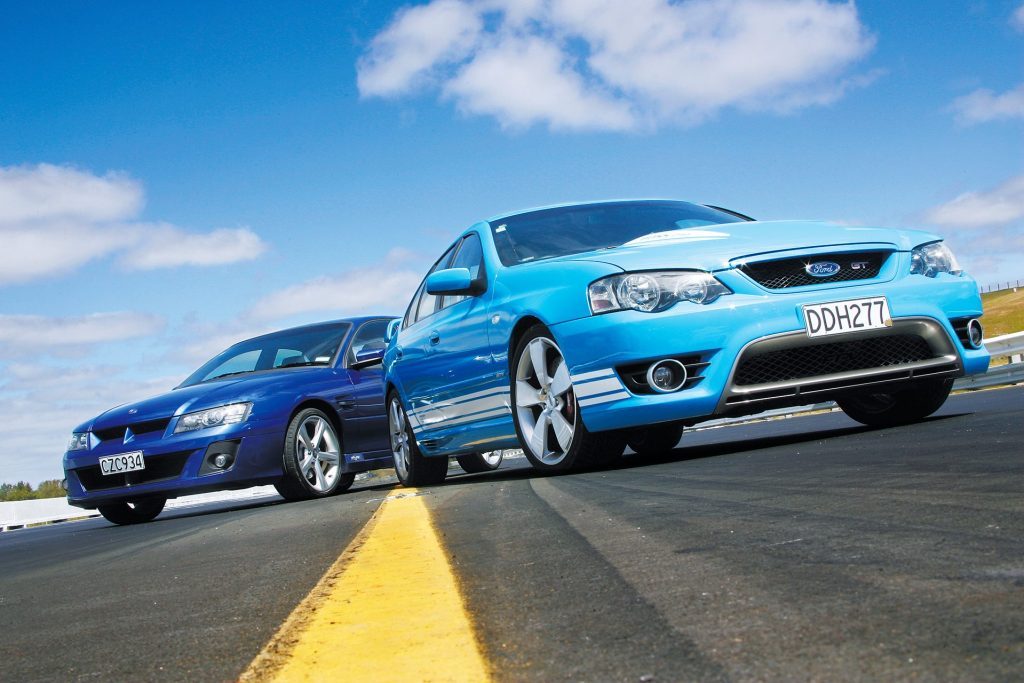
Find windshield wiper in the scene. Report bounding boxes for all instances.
[204,370,254,382]
[277,361,329,368]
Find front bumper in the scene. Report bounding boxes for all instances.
[551,268,989,433]
[62,422,285,508]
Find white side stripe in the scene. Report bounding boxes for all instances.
[573,377,624,398]
[578,391,630,407]
[571,369,616,383]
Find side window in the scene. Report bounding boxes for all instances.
[347,319,392,365]
[402,281,425,329]
[441,233,485,309]
[412,244,457,324]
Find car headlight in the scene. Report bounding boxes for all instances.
[174,402,252,434]
[67,432,89,451]
[910,242,962,277]
[589,271,732,314]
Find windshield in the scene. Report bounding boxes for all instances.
[179,323,351,387]
[489,200,745,266]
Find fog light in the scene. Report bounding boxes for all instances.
[646,359,688,393]
[61,478,68,491]
[967,319,984,349]
[213,454,231,469]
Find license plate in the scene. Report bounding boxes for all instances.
[99,451,145,475]
[803,297,892,338]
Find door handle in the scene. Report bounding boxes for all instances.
[429,331,441,345]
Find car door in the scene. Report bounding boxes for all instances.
[341,318,394,457]
[408,232,505,448]
[395,243,459,429]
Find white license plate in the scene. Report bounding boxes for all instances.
[803,297,892,338]
[99,451,145,476]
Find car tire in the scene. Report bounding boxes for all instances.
[97,497,166,525]
[836,377,954,427]
[511,325,625,472]
[456,451,504,473]
[388,392,448,487]
[275,408,355,501]
[627,424,684,455]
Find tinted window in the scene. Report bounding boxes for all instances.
[490,200,743,266]
[441,233,484,309]
[347,319,392,365]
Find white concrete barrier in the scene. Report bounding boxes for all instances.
[1,486,281,531]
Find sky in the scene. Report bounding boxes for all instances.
[1,0,1021,484]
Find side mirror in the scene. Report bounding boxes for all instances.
[426,267,475,295]
[350,347,385,370]
[384,319,401,343]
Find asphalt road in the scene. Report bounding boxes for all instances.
[2,386,1022,682]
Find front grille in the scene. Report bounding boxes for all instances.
[75,451,191,491]
[616,354,709,395]
[94,417,172,442]
[734,335,934,386]
[740,251,889,289]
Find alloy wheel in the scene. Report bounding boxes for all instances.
[515,337,577,465]
[296,415,341,492]
[389,397,411,480]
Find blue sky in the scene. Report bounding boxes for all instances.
[1,0,1021,483]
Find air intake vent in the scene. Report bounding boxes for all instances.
[734,335,934,386]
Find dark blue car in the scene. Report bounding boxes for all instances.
[63,317,395,524]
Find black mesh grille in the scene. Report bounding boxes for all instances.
[75,451,191,491]
[741,251,889,289]
[734,335,934,386]
[94,417,171,442]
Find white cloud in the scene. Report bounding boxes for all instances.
[0,163,268,285]
[950,83,1024,125]
[357,0,484,96]
[926,175,1024,228]
[120,223,267,269]
[248,248,423,321]
[0,362,180,484]
[358,0,877,131]
[0,312,165,351]
[1013,3,1024,31]
[445,36,635,131]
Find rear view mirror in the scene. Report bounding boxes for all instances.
[350,347,385,370]
[384,319,401,343]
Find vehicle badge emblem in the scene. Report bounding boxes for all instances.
[805,261,841,278]
[128,408,138,415]
[123,428,135,445]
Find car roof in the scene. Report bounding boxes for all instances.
[241,315,397,343]
[484,198,704,223]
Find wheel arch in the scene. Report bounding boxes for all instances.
[508,315,547,366]
[287,399,346,452]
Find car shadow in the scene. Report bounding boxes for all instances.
[434,412,970,489]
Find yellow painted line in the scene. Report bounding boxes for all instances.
[240,489,491,683]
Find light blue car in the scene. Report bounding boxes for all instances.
[383,200,989,485]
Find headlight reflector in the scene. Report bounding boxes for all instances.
[174,402,252,434]
[589,271,731,314]
[67,432,89,451]
[910,242,961,277]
